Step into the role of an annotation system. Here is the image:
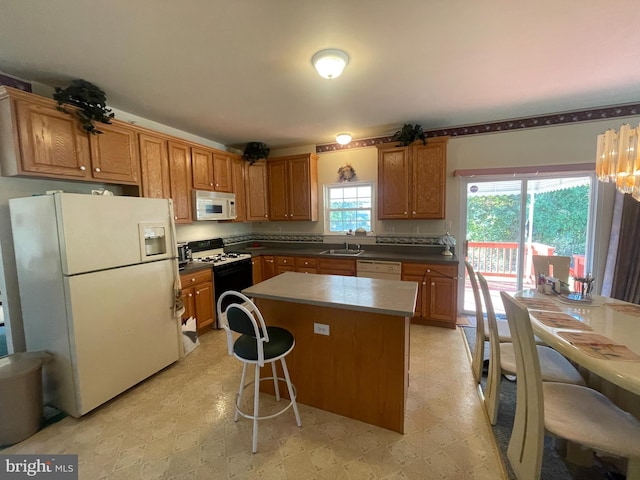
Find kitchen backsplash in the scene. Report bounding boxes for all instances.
[222,232,452,246]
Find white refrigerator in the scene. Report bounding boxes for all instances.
[10,193,182,418]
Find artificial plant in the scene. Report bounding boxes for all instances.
[242,142,270,165]
[53,79,114,134]
[392,123,426,146]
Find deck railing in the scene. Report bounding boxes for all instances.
[467,241,557,278]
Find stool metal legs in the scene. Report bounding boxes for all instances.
[234,358,302,453]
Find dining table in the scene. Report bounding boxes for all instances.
[514,289,640,417]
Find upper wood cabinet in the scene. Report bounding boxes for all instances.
[88,122,140,185]
[139,132,171,199]
[0,86,141,184]
[377,137,448,220]
[191,147,214,190]
[267,153,318,221]
[231,156,247,222]
[167,140,193,224]
[212,151,233,192]
[245,159,269,221]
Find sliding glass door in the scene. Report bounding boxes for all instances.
[461,174,594,314]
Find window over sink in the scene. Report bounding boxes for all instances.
[324,182,375,234]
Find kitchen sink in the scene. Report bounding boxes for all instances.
[319,249,365,256]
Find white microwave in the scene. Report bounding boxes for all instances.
[193,190,237,221]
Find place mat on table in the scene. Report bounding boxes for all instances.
[531,311,592,330]
[558,331,640,361]
[605,302,640,316]
[515,296,562,312]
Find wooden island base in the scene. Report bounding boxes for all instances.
[255,298,409,434]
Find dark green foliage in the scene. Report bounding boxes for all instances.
[392,124,426,146]
[53,79,114,134]
[467,185,590,256]
[242,142,270,164]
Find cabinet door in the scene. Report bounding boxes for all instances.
[411,139,447,219]
[231,156,247,222]
[168,141,192,224]
[401,273,425,318]
[246,160,269,221]
[275,256,295,275]
[181,286,195,323]
[194,281,215,333]
[427,276,456,326]
[89,122,140,184]
[263,256,276,280]
[14,98,91,178]
[252,257,263,284]
[267,159,289,220]
[139,133,170,198]
[213,152,233,192]
[191,147,214,190]
[377,145,410,219]
[288,155,318,221]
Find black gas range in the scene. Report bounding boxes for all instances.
[186,238,253,328]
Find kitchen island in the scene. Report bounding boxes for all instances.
[242,271,418,433]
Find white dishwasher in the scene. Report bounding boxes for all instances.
[356,260,402,280]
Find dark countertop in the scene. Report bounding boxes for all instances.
[179,262,214,275]
[229,242,459,265]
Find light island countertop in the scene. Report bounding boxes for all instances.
[243,271,418,317]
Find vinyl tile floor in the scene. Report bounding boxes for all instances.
[3,325,507,479]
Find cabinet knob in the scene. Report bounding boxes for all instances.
[431,282,435,286]
[79,166,86,171]
[191,278,196,282]
[188,293,193,297]
[174,216,178,220]
[215,183,219,187]
[95,167,101,173]
[210,183,213,186]
[422,282,426,285]
[413,211,416,214]
[427,269,431,273]
[196,290,200,295]
[404,211,407,215]
[264,214,268,217]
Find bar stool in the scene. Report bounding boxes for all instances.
[217,291,301,453]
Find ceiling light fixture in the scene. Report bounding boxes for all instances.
[336,133,352,145]
[596,124,640,200]
[312,49,349,79]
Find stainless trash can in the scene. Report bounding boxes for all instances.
[0,352,45,446]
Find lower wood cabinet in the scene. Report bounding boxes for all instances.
[262,256,276,280]
[180,268,215,335]
[251,256,263,284]
[402,263,458,329]
[275,256,296,275]
[317,258,356,276]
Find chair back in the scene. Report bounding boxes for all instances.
[477,272,502,424]
[465,261,485,383]
[532,255,571,283]
[500,292,545,480]
[217,291,270,362]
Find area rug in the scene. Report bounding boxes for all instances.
[462,326,619,480]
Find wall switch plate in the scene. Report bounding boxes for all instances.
[313,322,330,336]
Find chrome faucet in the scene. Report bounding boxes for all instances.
[344,241,349,250]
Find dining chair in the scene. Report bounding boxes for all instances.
[465,262,512,384]
[478,273,584,425]
[500,291,640,480]
[532,255,571,283]
[217,290,302,453]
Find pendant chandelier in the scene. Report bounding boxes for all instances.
[596,124,640,200]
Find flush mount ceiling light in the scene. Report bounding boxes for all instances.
[312,49,349,79]
[336,133,352,145]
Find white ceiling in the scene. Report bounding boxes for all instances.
[2,0,640,149]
